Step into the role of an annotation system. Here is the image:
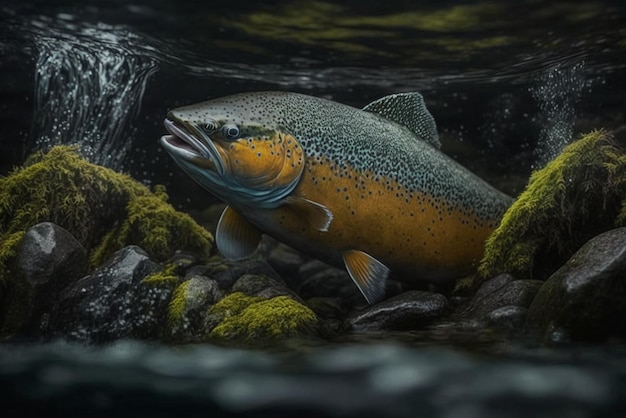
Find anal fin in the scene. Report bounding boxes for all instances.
[342,250,389,304]
[216,206,262,260]
[284,196,333,232]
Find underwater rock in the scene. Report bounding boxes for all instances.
[231,273,299,300]
[16,222,88,334]
[527,228,626,342]
[486,306,528,332]
[52,245,173,342]
[207,292,318,342]
[266,242,310,288]
[464,279,542,321]
[165,257,309,343]
[187,258,283,291]
[477,129,626,283]
[18,222,88,287]
[297,260,365,304]
[472,273,515,301]
[167,274,223,342]
[344,291,448,332]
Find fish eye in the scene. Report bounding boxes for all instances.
[221,124,240,141]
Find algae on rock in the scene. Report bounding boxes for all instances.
[208,292,318,342]
[477,130,626,283]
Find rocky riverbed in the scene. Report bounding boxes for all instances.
[1,130,626,417]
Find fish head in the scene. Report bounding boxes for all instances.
[160,96,305,208]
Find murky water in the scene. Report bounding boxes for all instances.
[1,1,625,416]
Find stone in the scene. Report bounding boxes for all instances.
[231,273,300,300]
[464,279,542,320]
[266,243,309,289]
[297,260,364,304]
[52,245,171,342]
[344,291,449,332]
[486,306,528,332]
[187,258,283,291]
[527,228,626,342]
[167,275,223,342]
[17,222,88,334]
[473,273,515,302]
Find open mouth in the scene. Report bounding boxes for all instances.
[160,118,224,174]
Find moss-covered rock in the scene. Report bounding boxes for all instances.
[0,146,213,270]
[0,146,214,337]
[477,130,626,283]
[90,185,214,266]
[208,292,318,342]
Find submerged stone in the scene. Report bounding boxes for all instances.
[16,222,88,334]
[52,245,172,342]
[527,228,626,342]
[167,275,223,343]
[464,279,542,321]
[344,290,448,332]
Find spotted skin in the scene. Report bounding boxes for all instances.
[161,91,513,287]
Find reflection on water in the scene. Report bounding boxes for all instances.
[28,14,158,170]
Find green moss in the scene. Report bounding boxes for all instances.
[477,130,626,283]
[0,146,146,249]
[167,280,192,327]
[90,187,214,266]
[142,263,180,286]
[208,292,317,341]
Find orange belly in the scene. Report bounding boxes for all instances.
[251,157,500,282]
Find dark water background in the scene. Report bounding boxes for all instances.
[1,0,625,205]
[1,0,626,416]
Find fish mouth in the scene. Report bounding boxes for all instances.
[160,118,225,175]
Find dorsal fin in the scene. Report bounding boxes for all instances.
[363,92,441,149]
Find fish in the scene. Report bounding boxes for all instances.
[160,91,513,304]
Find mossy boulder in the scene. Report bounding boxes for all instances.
[477,130,626,284]
[207,292,318,342]
[0,146,214,336]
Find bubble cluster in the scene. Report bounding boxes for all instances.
[28,14,158,170]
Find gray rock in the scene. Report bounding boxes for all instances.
[52,245,172,342]
[231,273,298,300]
[266,243,309,288]
[345,291,449,332]
[486,306,528,332]
[473,273,515,302]
[464,279,542,320]
[527,227,626,342]
[188,258,283,291]
[17,222,88,334]
[297,260,364,304]
[168,275,223,343]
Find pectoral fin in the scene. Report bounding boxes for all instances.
[216,206,262,260]
[284,196,333,232]
[342,250,389,304]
